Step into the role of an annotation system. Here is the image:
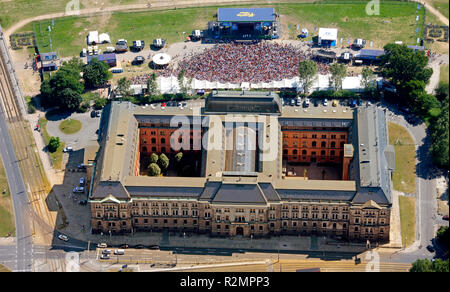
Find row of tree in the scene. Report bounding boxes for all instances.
[298,60,376,95]
[379,44,448,169]
[40,57,110,112]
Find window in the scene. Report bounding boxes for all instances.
[321,141,326,148]
[322,223,327,228]
[154,219,158,224]
[161,138,166,144]
[217,225,221,230]
[331,141,336,148]
[151,138,156,144]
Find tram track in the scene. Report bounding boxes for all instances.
[0,26,55,245]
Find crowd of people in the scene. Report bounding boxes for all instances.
[158,42,331,83]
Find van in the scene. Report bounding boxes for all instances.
[114,249,125,255]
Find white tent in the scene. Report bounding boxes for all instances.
[99,33,111,44]
[318,28,338,46]
[87,31,99,45]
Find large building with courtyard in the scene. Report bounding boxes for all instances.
[88,91,395,243]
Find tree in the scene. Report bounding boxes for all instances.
[177,69,188,97]
[429,95,449,168]
[410,259,433,272]
[116,77,131,98]
[158,153,169,171]
[147,72,159,97]
[47,137,60,153]
[437,226,449,247]
[410,258,449,272]
[298,60,318,93]
[361,67,376,90]
[82,58,110,88]
[175,152,183,163]
[150,153,159,164]
[329,63,347,90]
[59,88,83,111]
[380,43,433,88]
[148,163,161,176]
[435,82,449,102]
[40,67,84,110]
[62,57,84,73]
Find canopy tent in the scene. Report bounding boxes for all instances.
[156,74,378,94]
[87,31,99,45]
[318,28,338,47]
[99,33,111,44]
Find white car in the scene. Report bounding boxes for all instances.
[114,249,125,255]
[58,234,69,242]
[79,177,85,186]
[323,99,328,106]
[102,249,112,255]
[73,186,84,193]
[100,254,110,260]
[97,243,107,248]
[63,147,73,152]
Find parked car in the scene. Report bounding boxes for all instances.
[332,100,338,107]
[73,186,84,193]
[79,177,85,186]
[313,99,319,107]
[148,245,160,250]
[115,39,128,52]
[133,56,145,65]
[290,99,295,106]
[100,254,110,260]
[132,40,145,51]
[114,249,125,255]
[77,163,86,169]
[58,234,69,242]
[119,244,130,249]
[295,98,301,106]
[426,245,435,253]
[102,249,112,255]
[63,147,73,153]
[323,99,328,106]
[79,200,87,206]
[98,243,107,248]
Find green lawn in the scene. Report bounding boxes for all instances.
[0,156,15,237]
[39,117,65,170]
[59,119,82,135]
[399,195,416,248]
[440,64,449,85]
[19,1,428,57]
[388,122,416,194]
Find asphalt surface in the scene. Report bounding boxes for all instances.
[0,108,33,271]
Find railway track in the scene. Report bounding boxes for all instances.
[0,27,55,245]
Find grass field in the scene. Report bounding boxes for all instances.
[59,118,82,134]
[440,64,449,84]
[398,195,416,247]
[17,1,429,57]
[39,117,65,169]
[388,122,416,194]
[0,156,15,237]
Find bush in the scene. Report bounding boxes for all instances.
[148,163,161,176]
[47,137,60,153]
[158,153,169,171]
[76,102,90,113]
[94,98,108,110]
[309,90,358,100]
[150,153,159,164]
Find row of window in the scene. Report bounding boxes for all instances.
[283,134,347,139]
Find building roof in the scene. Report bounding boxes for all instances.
[217,8,276,22]
[212,183,267,205]
[205,90,281,114]
[90,98,393,207]
[87,53,116,63]
[353,106,393,205]
[357,49,385,59]
[40,52,58,60]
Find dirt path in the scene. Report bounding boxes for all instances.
[420,0,449,26]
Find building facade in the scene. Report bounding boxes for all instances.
[88,92,395,243]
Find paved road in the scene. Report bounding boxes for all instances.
[0,109,33,272]
[379,100,446,262]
